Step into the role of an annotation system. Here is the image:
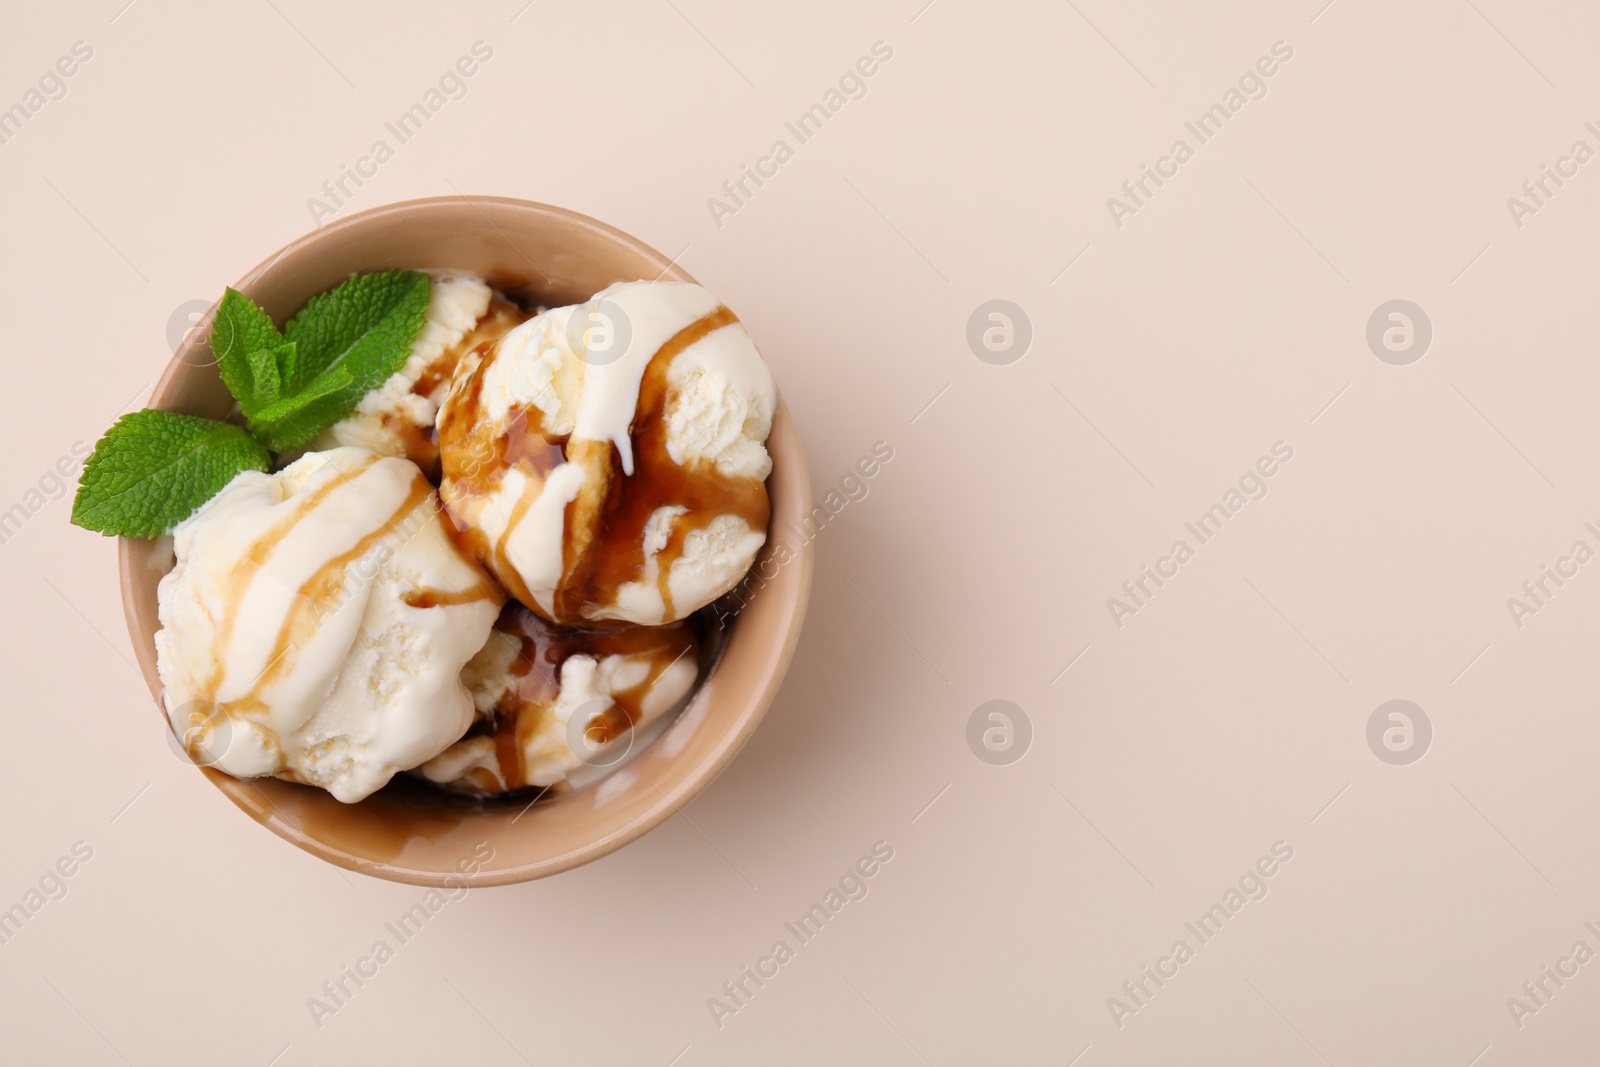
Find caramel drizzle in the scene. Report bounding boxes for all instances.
[387,295,532,477]
[492,483,541,607]
[461,604,697,791]
[438,343,544,611]
[585,639,693,746]
[416,295,531,402]
[401,580,502,609]
[244,477,436,701]
[553,306,769,623]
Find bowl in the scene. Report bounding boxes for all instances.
[117,196,813,886]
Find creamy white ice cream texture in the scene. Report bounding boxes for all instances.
[155,447,503,803]
[436,280,775,626]
[422,622,699,793]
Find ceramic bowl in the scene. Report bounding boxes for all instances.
[117,196,812,886]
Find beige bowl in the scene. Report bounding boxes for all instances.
[117,197,813,886]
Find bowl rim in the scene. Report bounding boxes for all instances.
[116,195,813,886]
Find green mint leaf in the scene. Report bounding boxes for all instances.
[246,347,281,408]
[251,367,356,450]
[212,289,286,419]
[269,339,299,389]
[211,289,289,419]
[284,270,430,397]
[70,410,270,538]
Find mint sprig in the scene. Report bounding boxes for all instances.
[267,270,431,448]
[71,271,432,537]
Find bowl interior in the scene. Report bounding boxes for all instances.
[117,197,812,886]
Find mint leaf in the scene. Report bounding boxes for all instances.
[70,410,269,537]
[266,339,299,390]
[284,270,430,397]
[246,347,281,408]
[212,289,286,419]
[252,367,356,450]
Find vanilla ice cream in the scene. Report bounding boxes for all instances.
[422,604,699,794]
[155,446,504,803]
[316,272,531,475]
[436,280,775,627]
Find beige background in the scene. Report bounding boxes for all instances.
[2,0,1597,1063]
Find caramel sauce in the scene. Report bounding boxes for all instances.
[557,307,770,623]
[437,339,548,611]
[411,367,450,402]
[503,412,568,476]
[380,415,440,481]
[463,603,698,792]
[247,479,436,698]
[401,579,501,609]
[391,295,532,479]
[417,295,529,403]
[438,305,770,627]
[482,271,544,303]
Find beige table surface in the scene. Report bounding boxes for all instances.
[4,0,1599,1063]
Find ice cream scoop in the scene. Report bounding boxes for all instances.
[422,604,699,794]
[316,272,530,476]
[155,446,504,803]
[436,280,775,627]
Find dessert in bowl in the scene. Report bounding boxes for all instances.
[94,198,811,886]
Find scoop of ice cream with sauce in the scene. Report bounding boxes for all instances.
[315,273,531,476]
[435,280,775,627]
[155,446,504,803]
[421,603,699,795]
